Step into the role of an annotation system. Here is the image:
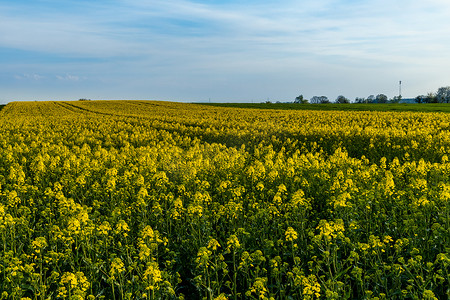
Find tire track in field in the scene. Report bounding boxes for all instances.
[55,101,119,117]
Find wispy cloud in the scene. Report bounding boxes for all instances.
[2,0,450,101]
[56,74,82,81]
[14,73,45,80]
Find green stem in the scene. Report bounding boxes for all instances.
[112,279,116,300]
[233,250,237,300]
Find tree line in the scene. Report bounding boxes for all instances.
[414,86,450,103]
[294,86,450,104]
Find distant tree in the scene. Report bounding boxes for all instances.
[415,95,427,104]
[335,95,350,104]
[320,96,330,104]
[355,97,366,104]
[436,86,450,103]
[367,95,375,103]
[310,96,320,104]
[310,96,329,104]
[294,95,303,103]
[376,94,388,103]
[425,92,437,103]
[391,95,402,103]
[294,94,308,104]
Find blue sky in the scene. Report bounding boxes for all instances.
[2,0,450,103]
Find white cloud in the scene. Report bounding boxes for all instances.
[56,74,81,81]
[14,73,45,80]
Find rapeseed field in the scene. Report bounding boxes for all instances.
[0,100,448,299]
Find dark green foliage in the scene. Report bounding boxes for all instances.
[198,102,450,113]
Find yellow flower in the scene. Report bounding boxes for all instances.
[249,277,268,299]
[291,189,310,208]
[196,247,212,267]
[333,192,351,208]
[110,257,125,277]
[278,184,287,193]
[207,238,221,251]
[143,262,162,291]
[302,275,321,299]
[67,218,81,235]
[98,221,111,235]
[383,235,393,244]
[60,272,78,289]
[141,225,154,239]
[32,236,47,254]
[349,221,359,230]
[115,219,130,237]
[316,219,345,241]
[358,243,370,252]
[285,227,298,242]
[226,235,241,252]
[187,204,203,218]
[423,290,438,300]
[256,182,264,191]
[137,186,148,199]
[138,241,152,261]
[214,293,228,300]
[58,271,90,298]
